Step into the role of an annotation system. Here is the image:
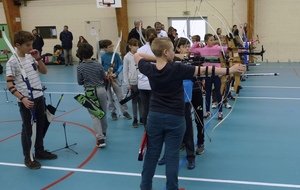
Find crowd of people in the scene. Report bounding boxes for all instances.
[4,21,246,190]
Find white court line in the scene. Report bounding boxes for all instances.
[0,162,300,188]
[243,86,300,89]
[238,97,300,100]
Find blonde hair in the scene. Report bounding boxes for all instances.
[151,37,172,57]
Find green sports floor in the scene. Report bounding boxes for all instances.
[0,61,300,190]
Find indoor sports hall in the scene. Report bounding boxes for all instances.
[1,0,300,190]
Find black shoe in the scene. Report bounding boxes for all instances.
[35,150,58,160]
[123,112,132,120]
[196,144,205,155]
[111,112,118,120]
[24,158,41,170]
[204,112,211,119]
[96,139,106,148]
[187,160,196,170]
[132,118,138,128]
[139,118,143,125]
[218,112,223,120]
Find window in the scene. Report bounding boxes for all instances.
[36,26,57,39]
[168,17,207,41]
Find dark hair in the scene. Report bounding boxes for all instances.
[77,36,88,47]
[167,26,174,35]
[77,43,93,59]
[127,38,139,46]
[204,33,214,42]
[14,30,35,46]
[145,28,157,45]
[154,21,161,28]
[174,37,190,53]
[101,39,113,48]
[192,35,200,42]
[216,28,222,35]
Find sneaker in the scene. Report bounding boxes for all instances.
[224,102,232,109]
[211,102,217,109]
[70,63,74,66]
[96,139,106,148]
[24,158,41,170]
[227,95,235,101]
[204,112,211,119]
[139,118,143,125]
[196,144,205,155]
[132,118,138,128]
[35,150,58,160]
[157,157,165,165]
[111,112,118,120]
[187,160,196,170]
[218,112,223,120]
[123,112,132,120]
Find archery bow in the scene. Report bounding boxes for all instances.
[1,27,37,162]
[108,31,122,87]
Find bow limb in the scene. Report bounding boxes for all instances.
[204,0,232,34]
[109,31,122,87]
[202,2,231,35]
[137,24,146,45]
[196,5,225,57]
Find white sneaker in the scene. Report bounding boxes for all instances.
[212,102,217,109]
[224,103,232,109]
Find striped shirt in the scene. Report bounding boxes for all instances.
[77,60,106,87]
[6,54,43,99]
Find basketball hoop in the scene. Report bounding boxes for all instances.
[96,0,120,8]
[104,2,111,7]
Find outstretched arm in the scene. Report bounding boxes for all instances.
[194,64,246,77]
[134,53,156,64]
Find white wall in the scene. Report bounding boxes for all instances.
[0,0,299,62]
[0,2,6,23]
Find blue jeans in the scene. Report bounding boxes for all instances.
[140,111,185,190]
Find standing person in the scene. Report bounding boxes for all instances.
[59,25,73,66]
[211,35,232,110]
[190,33,227,120]
[123,38,143,127]
[154,21,168,38]
[76,36,88,63]
[32,29,44,56]
[214,28,222,40]
[167,26,176,45]
[134,37,245,190]
[101,39,132,121]
[158,37,196,169]
[232,25,239,37]
[137,28,157,127]
[77,43,108,147]
[189,35,206,155]
[6,30,57,170]
[127,19,145,46]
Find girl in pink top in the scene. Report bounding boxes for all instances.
[191,33,226,120]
